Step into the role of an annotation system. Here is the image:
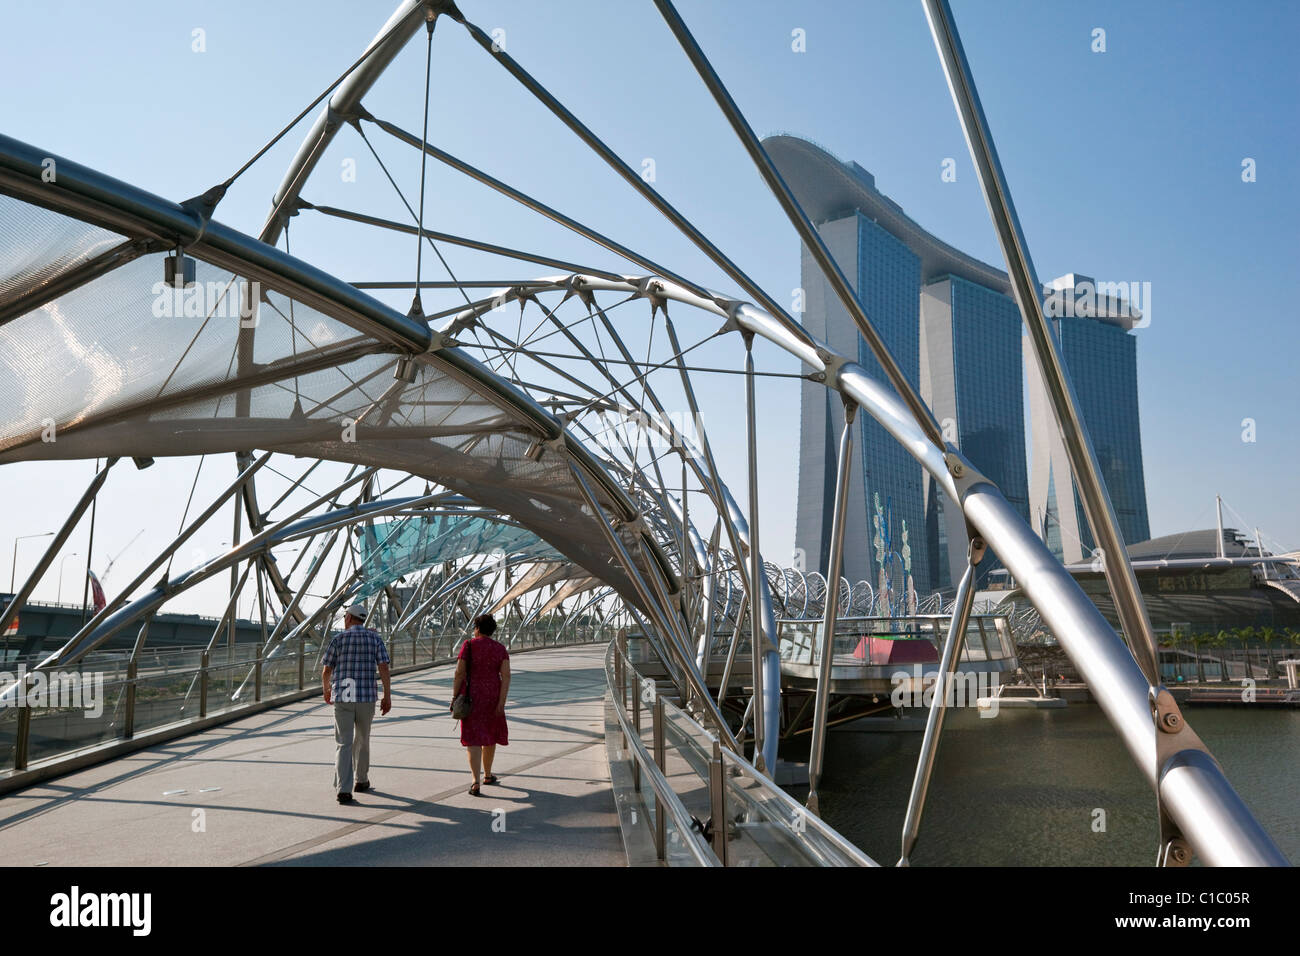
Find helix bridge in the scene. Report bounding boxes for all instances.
[0,0,1287,867]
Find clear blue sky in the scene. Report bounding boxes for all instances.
[0,1,1296,609]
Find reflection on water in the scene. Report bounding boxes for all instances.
[815,705,1300,866]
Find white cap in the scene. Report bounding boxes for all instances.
[345,603,368,622]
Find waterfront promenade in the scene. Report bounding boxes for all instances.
[0,646,624,866]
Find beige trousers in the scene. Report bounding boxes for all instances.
[333,700,376,793]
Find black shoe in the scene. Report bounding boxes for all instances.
[337,793,354,804]
[355,781,372,793]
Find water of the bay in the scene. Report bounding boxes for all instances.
[815,703,1299,866]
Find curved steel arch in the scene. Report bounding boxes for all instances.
[445,269,1288,865]
[0,137,735,751]
[0,0,1284,867]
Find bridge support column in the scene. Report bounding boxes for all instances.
[653,694,666,861]
[743,333,779,772]
[709,738,729,864]
[632,657,642,794]
[14,690,30,770]
[807,400,856,816]
[897,535,983,865]
[199,650,209,719]
[124,660,137,740]
[255,642,264,702]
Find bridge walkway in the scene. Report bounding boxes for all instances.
[0,645,624,866]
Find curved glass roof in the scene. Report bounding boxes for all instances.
[0,132,672,624]
[356,512,562,599]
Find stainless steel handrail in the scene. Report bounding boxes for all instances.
[606,637,876,866]
[776,615,1015,667]
[1,625,605,787]
[719,749,878,867]
[604,642,717,865]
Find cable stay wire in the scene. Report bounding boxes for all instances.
[353,123,476,312]
[461,343,809,379]
[568,329,723,419]
[217,10,424,195]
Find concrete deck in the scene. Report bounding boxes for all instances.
[0,645,625,866]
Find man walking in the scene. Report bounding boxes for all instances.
[321,603,391,804]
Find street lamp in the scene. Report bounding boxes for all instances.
[58,553,81,605]
[10,531,54,594]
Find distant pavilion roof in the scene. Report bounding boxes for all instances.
[1126,529,1264,562]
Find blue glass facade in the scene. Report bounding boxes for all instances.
[779,137,1152,595]
[949,278,1029,520]
[925,276,1028,588]
[1056,316,1150,550]
[852,214,928,596]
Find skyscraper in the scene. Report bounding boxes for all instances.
[767,136,1149,598]
[920,275,1029,589]
[794,210,925,592]
[770,135,1020,601]
[1027,274,1151,563]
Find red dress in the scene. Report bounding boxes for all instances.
[457,636,509,747]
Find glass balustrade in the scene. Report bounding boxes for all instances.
[604,636,876,867]
[1,624,609,780]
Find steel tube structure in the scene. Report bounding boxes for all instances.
[717,590,747,712]
[0,459,115,638]
[451,13,818,353]
[259,0,435,246]
[0,491,427,701]
[308,203,623,281]
[743,339,767,769]
[367,115,725,307]
[0,0,1284,867]
[898,541,979,866]
[806,402,856,815]
[958,481,1286,865]
[566,457,739,754]
[463,270,1286,864]
[920,0,1159,684]
[661,312,780,765]
[652,0,944,449]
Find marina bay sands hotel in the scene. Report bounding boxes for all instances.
[766,135,1151,596]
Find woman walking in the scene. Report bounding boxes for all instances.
[451,613,511,796]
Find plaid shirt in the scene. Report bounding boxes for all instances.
[322,626,390,703]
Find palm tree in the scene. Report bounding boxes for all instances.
[1237,626,1257,678]
[1189,630,1207,683]
[1201,631,1223,682]
[1164,628,1184,683]
[1258,627,1278,680]
[1215,629,1233,682]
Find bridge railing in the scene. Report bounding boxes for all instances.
[777,614,1016,667]
[605,635,877,866]
[0,622,607,793]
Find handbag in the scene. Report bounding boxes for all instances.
[451,640,472,720]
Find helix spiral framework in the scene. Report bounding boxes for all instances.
[0,0,1287,866]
